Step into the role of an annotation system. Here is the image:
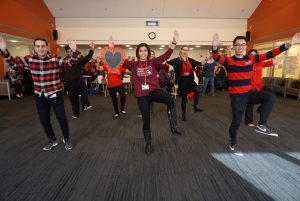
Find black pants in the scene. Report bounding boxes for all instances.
[67,79,90,115]
[14,82,23,94]
[178,76,200,114]
[229,90,276,145]
[34,92,69,141]
[137,89,175,131]
[245,86,275,124]
[108,85,126,114]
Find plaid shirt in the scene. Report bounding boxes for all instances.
[3,51,77,97]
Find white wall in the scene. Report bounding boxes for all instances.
[56,17,247,46]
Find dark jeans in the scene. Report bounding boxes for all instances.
[178,76,200,114]
[229,90,275,145]
[67,78,90,115]
[34,92,69,141]
[245,86,275,124]
[108,85,126,114]
[137,89,175,131]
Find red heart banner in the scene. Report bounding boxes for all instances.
[100,47,126,71]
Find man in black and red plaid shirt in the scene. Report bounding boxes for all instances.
[0,36,77,151]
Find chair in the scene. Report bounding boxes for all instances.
[0,79,16,100]
[92,75,108,97]
[123,76,132,93]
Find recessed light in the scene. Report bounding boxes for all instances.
[159,47,164,50]
[189,48,194,50]
[128,47,133,50]
[97,47,102,50]
[195,45,200,48]
[59,44,65,47]
[9,40,18,43]
[125,45,130,47]
[160,45,165,47]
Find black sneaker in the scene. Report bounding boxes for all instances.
[63,139,73,151]
[43,141,58,151]
[194,106,203,112]
[229,144,243,156]
[255,125,278,137]
[145,143,153,155]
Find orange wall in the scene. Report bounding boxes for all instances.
[0,0,57,78]
[247,0,300,48]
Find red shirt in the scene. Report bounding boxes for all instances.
[103,66,126,87]
[122,48,173,97]
[252,60,273,91]
[181,60,192,76]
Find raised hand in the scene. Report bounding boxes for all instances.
[173,30,179,44]
[291,32,300,45]
[212,33,220,49]
[0,36,7,52]
[108,36,114,49]
[90,41,95,50]
[68,40,77,52]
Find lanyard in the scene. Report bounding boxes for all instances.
[139,61,148,85]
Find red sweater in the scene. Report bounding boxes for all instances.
[122,48,173,97]
[103,66,126,87]
[252,60,273,91]
[212,44,288,94]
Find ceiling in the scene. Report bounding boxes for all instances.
[44,0,261,19]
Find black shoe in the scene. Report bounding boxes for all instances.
[72,114,79,119]
[113,113,119,118]
[145,143,153,155]
[63,138,73,151]
[229,144,243,156]
[181,113,186,121]
[168,109,184,135]
[194,106,203,112]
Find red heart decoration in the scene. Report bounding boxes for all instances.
[100,47,126,71]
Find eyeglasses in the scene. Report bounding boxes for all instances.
[234,43,247,47]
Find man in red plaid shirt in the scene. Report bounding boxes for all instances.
[0,36,77,151]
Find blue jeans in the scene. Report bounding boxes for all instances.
[202,77,214,95]
[34,92,70,141]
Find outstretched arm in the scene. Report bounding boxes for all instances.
[0,36,29,68]
[59,40,78,67]
[154,30,178,68]
[211,33,228,67]
[253,32,300,63]
[79,42,95,66]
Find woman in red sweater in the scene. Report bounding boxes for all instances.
[108,31,184,154]
[101,65,129,118]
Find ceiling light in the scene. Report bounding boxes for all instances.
[189,48,194,50]
[160,45,165,47]
[9,40,18,43]
[159,47,164,50]
[195,45,200,48]
[97,47,102,50]
[128,47,133,50]
[125,45,130,47]
[59,44,65,47]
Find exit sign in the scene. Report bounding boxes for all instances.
[146,21,159,27]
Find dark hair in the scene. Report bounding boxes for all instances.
[65,45,71,52]
[233,36,247,46]
[33,37,48,46]
[248,49,258,55]
[136,43,151,60]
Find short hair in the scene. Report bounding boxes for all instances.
[33,38,48,46]
[65,45,71,52]
[136,43,151,60]
[233,36,247,46]
[248,49,258,55]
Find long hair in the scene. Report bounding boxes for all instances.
[179,45,189,61]
[136,43,151,60]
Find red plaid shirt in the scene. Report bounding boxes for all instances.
[3,51,77,97]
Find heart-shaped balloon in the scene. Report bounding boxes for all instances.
[101,47,126,70]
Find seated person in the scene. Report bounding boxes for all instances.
[5,69,24,98]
